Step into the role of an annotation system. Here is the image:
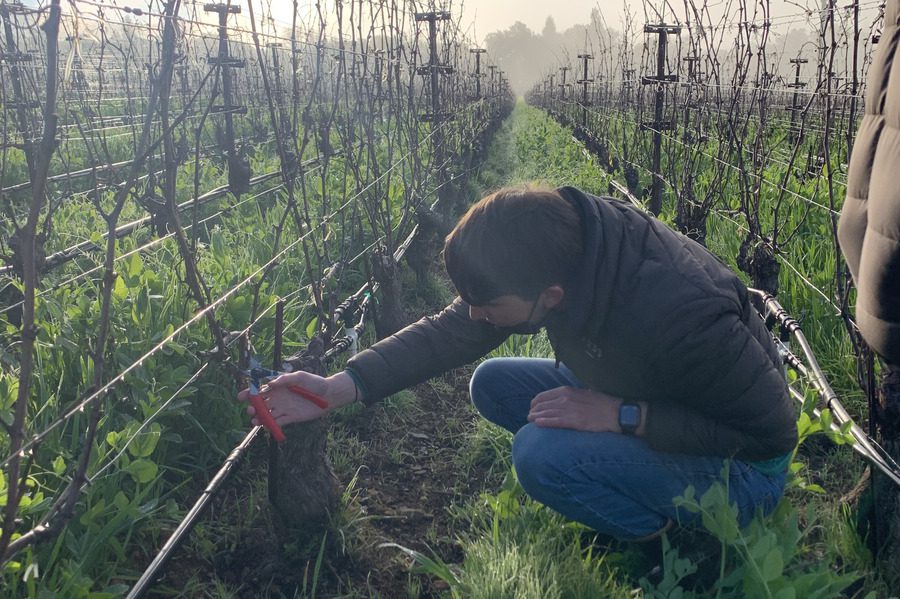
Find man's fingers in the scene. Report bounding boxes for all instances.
[246,399,281,419]
[531,389,573,409]
[267,370,311,388]
[528,405,564,420]
[531,415,571,428]
[531,389,559,404]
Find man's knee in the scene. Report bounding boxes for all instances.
[469,358,505,417]
[512,424,561,497]
[513,427,636,501]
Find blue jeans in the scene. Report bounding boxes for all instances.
[469,358,787,540]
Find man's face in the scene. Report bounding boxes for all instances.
[468,295,539,328]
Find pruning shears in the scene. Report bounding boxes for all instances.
[245,358,328,443]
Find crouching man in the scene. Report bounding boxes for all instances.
[238,185,798,541]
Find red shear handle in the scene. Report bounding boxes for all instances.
[249,394,286,442]
[287,385,329,410]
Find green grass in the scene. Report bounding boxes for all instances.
[476,100,613,193]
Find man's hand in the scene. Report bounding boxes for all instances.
[527,386,646,435]
[237,370,358,427]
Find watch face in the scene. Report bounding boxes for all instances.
[619,403,641,431]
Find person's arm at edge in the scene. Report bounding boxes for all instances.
[344,297,509,405]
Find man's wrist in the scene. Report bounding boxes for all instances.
[634,401,648,436]
[617,400,648,436]
[328,371,361,408]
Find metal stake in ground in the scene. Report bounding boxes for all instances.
[204,2,250,196]
[470,47,485,99]
[786,57,808,143]
[577,53,593,130]
[641,23,680,216]
[416,11,454,213]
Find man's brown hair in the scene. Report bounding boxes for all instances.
[444,185,584,305]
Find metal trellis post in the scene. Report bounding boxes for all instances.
[641,23,680,215]
[787,57,808,143]
[577,53,593,130]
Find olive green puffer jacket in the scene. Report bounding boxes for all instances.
[346,187,798,461]
[838,0,900,365]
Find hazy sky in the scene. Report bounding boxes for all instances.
[51,0,879,47]
[458,0,604,41]
[456,0,730,39]
[455,1,863,43]
[249,1,851,45]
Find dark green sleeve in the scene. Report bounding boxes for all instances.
[345,298,509,404]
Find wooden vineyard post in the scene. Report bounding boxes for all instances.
[641,23,680,216]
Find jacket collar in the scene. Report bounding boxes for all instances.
[554,186,610,340]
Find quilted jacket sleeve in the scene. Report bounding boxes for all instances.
[345,298,509,404]
[641,298,797,461]
[837,0,900,364]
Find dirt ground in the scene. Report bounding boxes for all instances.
[154,365,494,598]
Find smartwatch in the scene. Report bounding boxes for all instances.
[618,402,642,435]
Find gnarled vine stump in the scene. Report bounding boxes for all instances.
[269,340,341,548]
[371,248,408,339]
